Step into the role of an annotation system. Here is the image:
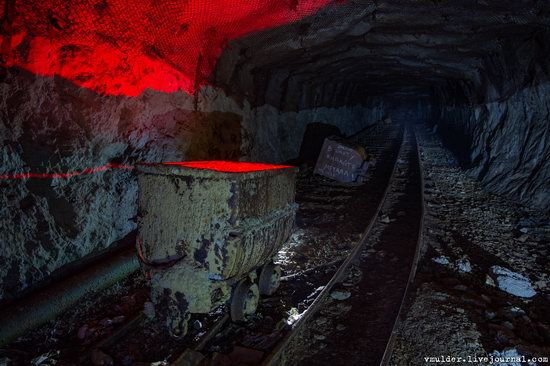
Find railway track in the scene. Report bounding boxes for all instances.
[166,122,409,366]
[3,122,421,366]
[260,124,423,366]
[380,125,426,366]
[164,123,416,366]
[98,122,408,366]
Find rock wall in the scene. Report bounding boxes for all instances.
[435,83,550,211]
[243,103,385,163]
[0,70,385,302]
[428,30,550,212]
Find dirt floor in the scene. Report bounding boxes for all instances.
[389,126,550,366]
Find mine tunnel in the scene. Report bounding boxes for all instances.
[1,0,550,365]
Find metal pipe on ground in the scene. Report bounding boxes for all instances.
[0,248,140,346]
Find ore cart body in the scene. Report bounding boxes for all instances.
[137,161,298,337]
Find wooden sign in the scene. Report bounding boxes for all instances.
[314,137,368,183]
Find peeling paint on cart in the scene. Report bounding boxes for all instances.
[137,161,298,337]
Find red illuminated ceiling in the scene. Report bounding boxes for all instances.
[164,161,294,172]
[2,0,335,96]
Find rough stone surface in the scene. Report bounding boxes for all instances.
[213,0,550,209]
[435,82,550,211]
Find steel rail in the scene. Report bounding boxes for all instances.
[379,126,426,366]
[261,125,407,366]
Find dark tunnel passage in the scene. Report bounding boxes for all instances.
[1,1,550,365]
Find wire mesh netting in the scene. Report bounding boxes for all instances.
[0,0,335,96]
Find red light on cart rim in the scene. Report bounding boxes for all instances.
[163,161,294,173]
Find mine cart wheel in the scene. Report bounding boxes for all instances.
[166,308,190,340]
[230,280,260,322]
[258,262,282,296]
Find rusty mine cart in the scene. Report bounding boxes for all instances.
[137,161,298,337]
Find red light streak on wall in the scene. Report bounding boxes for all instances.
[163,161,294,172]
[0,161,294,180]
[1,0,335,96]
[0,163,133,180]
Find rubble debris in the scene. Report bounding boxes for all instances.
[509,307,525,317]
[491,266,536,298]
[534,280,547,290]
[330,290,351,301]
[379,214,391,224]
[31,350,59,366]
[517,234,529,243]
[486,275,496,287]
[457,258,472,273]
[287,307,302,325]
[432,256,450,265]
